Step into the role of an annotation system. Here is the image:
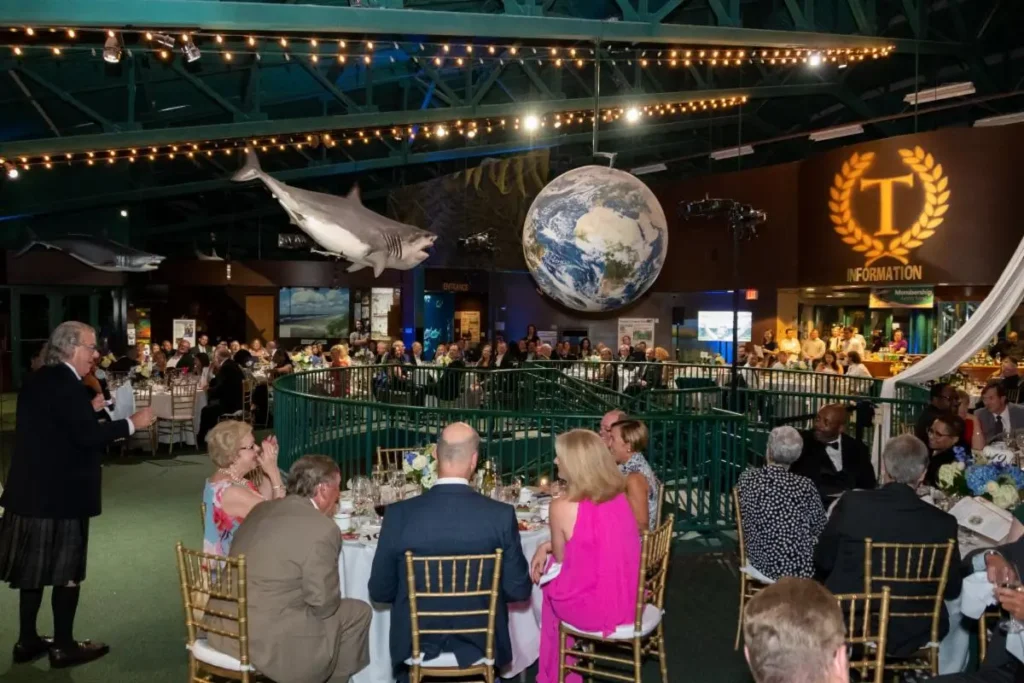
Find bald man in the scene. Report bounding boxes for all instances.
[600,409,628,449]
[790,404,877,504]
[368,423,532,678]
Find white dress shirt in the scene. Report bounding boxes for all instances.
[843,337,866,356]
[825,437,843,472]
[434,477,470,486]
[846,363,873,378]
[66,361,135,435]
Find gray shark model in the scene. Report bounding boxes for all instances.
[232,151,437,277]
[16,234,165,272]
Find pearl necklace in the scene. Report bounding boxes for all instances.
[218,468,247,486]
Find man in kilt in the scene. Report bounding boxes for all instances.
[0,321,153,668]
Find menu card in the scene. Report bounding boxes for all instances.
[950,497,1013,543]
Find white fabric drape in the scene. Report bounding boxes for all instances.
[878,234,1024,453]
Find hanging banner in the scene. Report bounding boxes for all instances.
[172,319,197,346]
[617,318,657,345]
[869,287,935,309]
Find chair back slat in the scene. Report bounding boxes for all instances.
[732,490,747,566]
[404,550,503,666]
[376,447,409,471]
[834,587,891,683]
[634,515,674,631]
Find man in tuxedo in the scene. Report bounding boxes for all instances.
[629,341,648,362]
[914,382,957,445]
[194,333,211,356]
[972,380,1024,450]
[368,422,532,678]
[815,435,961,659]
[166,338,193,369]
[494,340,515,369]
[790,403,877,503]
[0,321,153,668]
[197,347,244,446]
[206,456,372,683]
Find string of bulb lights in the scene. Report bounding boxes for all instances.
[0,97,747,177]
[2,26,895,69]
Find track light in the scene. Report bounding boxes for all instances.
[523,114,540,132]
[625,107,641,123]
[4,162,18,179]
[103,34,122,64]
[151,32,175,48]
[182,36,201,63]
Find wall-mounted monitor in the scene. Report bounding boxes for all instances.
[697,310,752,343]
[278,287,350,339]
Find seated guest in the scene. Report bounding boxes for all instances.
[197,348,244,446]
[737,427,825,580]
[815,435,961,658]
[821,350,843,375]
[228,340,241,355]
[914,382,956,446]
[530,429,641,683]
[973,380,1024,450]
[769,350,790,369]
[269,349,293,377]
[108,345,140,372]
[249,338,267,361]
[195,334,211,355]
[233,349,253,369]
[743,578,849,683]
[791,404,877,504]
[607,419,662,530]
[202,421,284,556]
[368,423,531,678]
[889,329,908,354]
[192,353,211,387]
[151,350,169,379]
[997,356,1021,396]
[955,389,975,443]
[629,340,648,362]
[167,338,193,369]
[205,456,372,683]
[843,351,872,378]
[925,414,969,488]
[162,339,175,356]
[330,343,351,368]
[814,359,833,374]
[408,341,427,366]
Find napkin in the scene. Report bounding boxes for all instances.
[960,572,1024,665]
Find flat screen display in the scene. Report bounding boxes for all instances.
[278,287,350,339]
[697,310,752,342]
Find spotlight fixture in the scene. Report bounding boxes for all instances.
[102,34,122,64]
[523,114,540,132]
[120,209,129,218]
[709,145,754,161]
[809,124,864,142]
[434,125,448,138]
[4,162,18,179]
[808,52,822,67]
[974,111,1024,127]
[151,32,175,48]
[182,36,201,63]
[625,107,641,123]
[903,81,975,105]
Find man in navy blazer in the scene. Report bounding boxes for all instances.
[368,422,532,678]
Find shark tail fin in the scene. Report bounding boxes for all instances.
[232,150,262,182]
[15,229,41,258]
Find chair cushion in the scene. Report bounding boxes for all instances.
[404,652,491,668]
[564,604,664,640]
[189,638,251,672]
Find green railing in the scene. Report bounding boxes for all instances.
[273,365,750,538]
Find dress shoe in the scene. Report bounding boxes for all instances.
[12,636,53,664]
[48,640,110,669]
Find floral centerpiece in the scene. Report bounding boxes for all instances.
[99,352,117,369]
[403,444,438,489]
[436,354,452,368]
[937,444,1024,510]
[289,353,313,371]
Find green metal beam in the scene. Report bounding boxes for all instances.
[295,58,366,114]
[169,60,265,122]
[0,83,831,157]
[7,113,742,219]
[15,66,133,133]
[2,0,963,53]
[845,0,874,35]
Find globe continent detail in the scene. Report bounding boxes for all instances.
[522,165,668,312]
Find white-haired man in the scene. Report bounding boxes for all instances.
[0,321,153,668]
[599,409,628,450]
[736,426,824,581]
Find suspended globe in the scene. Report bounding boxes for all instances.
[522,166,668,312]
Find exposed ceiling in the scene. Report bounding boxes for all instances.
[0,0,1020,261]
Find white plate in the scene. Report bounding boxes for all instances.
[516,509,537,521]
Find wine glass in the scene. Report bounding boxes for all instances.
[350,476,373,516]
[549,480,567,499]
[995,563,1024,634]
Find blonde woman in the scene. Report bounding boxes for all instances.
[531,430,641,683]
[202,420,284,556]
[330,344,351,397]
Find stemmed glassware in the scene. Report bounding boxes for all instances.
[995,562,1024,634]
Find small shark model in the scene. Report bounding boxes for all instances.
[16,233,165,272]
[232,151,437,277]
[457,229,498,253]
[195,246,224,261]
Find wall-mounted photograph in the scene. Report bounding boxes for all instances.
[278,287,350,339]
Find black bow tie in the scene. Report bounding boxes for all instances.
[826,440,840,449]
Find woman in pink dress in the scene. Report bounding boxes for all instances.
[531,429,641,683]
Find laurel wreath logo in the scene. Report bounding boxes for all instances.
[829,145,950,266]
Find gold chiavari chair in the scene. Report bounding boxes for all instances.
[157,380,198,455]
[377,447,409,472]
[403,549,504,683]
[863,538,956,677]
[559,515,675,683]
[655,481,665,524]
[219,379,255,426]
[732,489,771,650]
[200,502,206,536]
[979,606,1002,663]
[131,384,157,455]
[834,587,891,683]
[176,542,265,682]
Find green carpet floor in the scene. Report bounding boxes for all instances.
[0,452,754,683]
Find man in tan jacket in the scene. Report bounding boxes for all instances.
[207,455,371,683]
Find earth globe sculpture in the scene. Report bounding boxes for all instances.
[522,166,668,312]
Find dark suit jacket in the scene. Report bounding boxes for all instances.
[368,483,532,674]
[815,483,961,657]
[790,432,877,503]
[0,364,130,519]
[494,354,515,370]
[108,356,140,372]
[208,359,244,413]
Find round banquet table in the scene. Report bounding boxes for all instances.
[115,385,207,446]
[341,526,550,683]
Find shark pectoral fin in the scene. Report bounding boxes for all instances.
[366,252,387,278]
[232,150,263,182]
[346,263,368,273]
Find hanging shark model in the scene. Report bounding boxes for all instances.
[232,151,437,277]
[16,233,165,272]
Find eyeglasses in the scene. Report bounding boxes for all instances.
[240,442,260,452]
[77,343,97,352]
[927,428,955,438]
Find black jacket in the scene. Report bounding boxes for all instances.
[790,432,877,503]
[208,359,245,413]
[108,357,140,373]
[815,483,961,657]
[0,364,130,518]
[368,484,531,674]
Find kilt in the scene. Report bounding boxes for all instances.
[0,512,89,589]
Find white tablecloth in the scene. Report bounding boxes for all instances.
[119,386,207,446]
[108,383,135,421]
[340,527,550,683]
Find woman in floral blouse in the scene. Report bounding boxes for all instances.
[202,420,285,556]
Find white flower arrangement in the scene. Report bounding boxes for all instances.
[99,352,117,369]
[437,355,452,368]
[402,444,439,489]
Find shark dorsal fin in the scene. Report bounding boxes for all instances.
[347,185,362,203]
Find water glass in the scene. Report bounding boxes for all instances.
[996,563,1024,634]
